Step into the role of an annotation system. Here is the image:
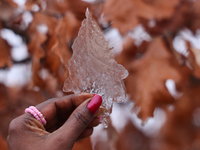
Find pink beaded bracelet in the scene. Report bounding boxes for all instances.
[25,106,47,125]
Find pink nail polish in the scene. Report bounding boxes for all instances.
[87,95,102,115]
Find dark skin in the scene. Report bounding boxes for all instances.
[7,93,101,150]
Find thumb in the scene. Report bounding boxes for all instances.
[53,95,102,146]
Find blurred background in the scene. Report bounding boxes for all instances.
[0,0,200,149]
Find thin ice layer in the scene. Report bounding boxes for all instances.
[63,9,129,127]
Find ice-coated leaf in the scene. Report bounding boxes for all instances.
[63,8,129,127]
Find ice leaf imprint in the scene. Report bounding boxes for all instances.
[63,8,129,127]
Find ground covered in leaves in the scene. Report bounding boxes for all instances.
[0,0,200,150]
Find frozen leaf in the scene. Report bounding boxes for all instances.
[63,9,129,127]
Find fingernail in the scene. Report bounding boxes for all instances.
[87,95,102,115]
[92,93,96,96]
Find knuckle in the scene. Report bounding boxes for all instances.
[73,111,90,128]
[7,117,22,144]
[8,118,19,134]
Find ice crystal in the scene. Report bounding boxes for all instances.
[63,8,129,127]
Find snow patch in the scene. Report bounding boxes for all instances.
[0,28,29,61]
[12,0,27,6]
[128,24,152,46]
[165,79,183,99]
[22,11,33,28]
[0,63,32,87]
[104,28,123,55]
[37,24,48,34]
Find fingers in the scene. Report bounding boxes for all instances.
[36,93,94,125]
[52,95,102,147]
[88,117,100,128]
[77,128,93,141]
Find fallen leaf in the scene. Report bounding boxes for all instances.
[141,1,194,36]
[0,134,8,150]
[73,137,93,150]
[124,37,191,121]
[0,0,17,21]
[156,82,200,150]
[27,12,57,88]
[93,117,119,150]
[116,120,150,150]
[25,0,91,20]
[0,84,8,113]
[187,46,200,79]
[102,0,180,34]
[0,24,12,68]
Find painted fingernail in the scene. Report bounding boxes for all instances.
[92,94,96,96]
[87,95,102,115]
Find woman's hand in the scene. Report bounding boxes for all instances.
[7,93,102,150]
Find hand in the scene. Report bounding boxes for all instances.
[7,93,102,150]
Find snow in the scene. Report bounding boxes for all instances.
[12,0,27,6]
[0,29,23,47]
[22,11,33,28]
[0,63,32,87]
[128,24,152,46]
[0,28,29,61]
[109,102,166,137]
[31,4,40,12]
[104,28,123,55]
[173,28,200,57]
[165,79,183,99]
[36,24,48,34]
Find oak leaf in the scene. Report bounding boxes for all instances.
[157,82,200,150]
[116,120,149,150]
[124,37,191,121]
[0,134,7,150]
[0,24,12,68]
[73,137,92,150]
[102,0,180,34]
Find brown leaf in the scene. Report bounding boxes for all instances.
[0,23,12,68]
[190,0,200,32]
[0,134,8,150]
[124,37,191,121]
[156,82,200,150]
[116,120,149,150]
[141,1,194,36]
[27,12,57,88]
[93,117,119,150]
[72,137,93,150]
[0,0,17,21]
[0,84,8,113]
[102,0,180,34]
[116,37,149,68]
[52,12,80,65]
[187,46,200,79]
[25,0,91,20]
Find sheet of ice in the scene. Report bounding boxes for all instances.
[63,9,129,127]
